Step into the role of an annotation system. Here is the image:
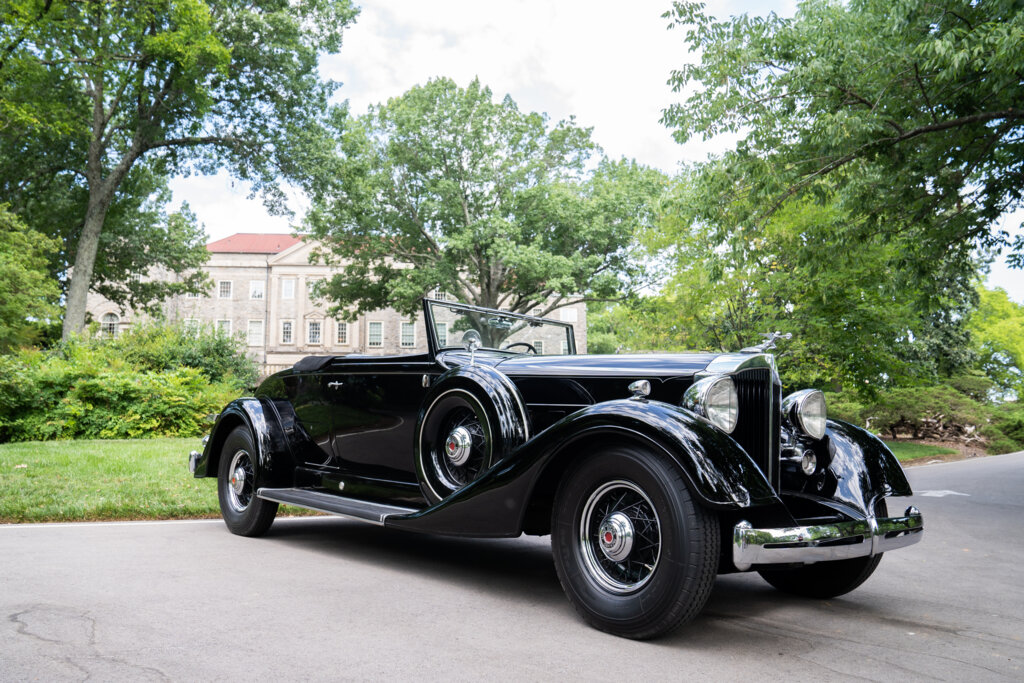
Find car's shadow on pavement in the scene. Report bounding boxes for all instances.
[260,516,893,646]
[265,517,564,601]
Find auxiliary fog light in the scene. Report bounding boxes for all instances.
[800,449,817,476]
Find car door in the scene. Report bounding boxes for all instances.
[324,359,435,484]
[288,373,338,469]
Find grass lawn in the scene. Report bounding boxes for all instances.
[0,437,221,523]
[883,439,959,462]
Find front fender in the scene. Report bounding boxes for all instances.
[387,399,781,537]
[824,419,913,517]
[194,398,291,488]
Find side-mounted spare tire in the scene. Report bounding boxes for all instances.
[415,364,530,504]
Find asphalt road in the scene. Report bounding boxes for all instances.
[2,453,1022,681]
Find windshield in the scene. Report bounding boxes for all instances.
[426,300,576,355]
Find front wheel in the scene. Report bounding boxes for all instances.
[217,425,278,537]
[551,446,719,640]
[756,555,883,599]
[756,499,886,599]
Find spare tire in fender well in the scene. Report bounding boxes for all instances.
[415,364,530,504]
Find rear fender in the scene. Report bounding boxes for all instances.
[194,398,292,488]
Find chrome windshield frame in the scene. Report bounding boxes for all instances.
[422,298,577,357]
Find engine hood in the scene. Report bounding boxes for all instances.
[494,353,722,378]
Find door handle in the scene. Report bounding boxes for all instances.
[327,381,344,389]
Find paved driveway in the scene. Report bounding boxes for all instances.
[2,453,1022,681]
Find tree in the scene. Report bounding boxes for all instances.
[305,78,667,319]
[606,183,978,393]
[661,0,1024,275]
[0,0,358,338]
[2,156,211,314]
[0,204,60,350]
[970,287,1024,399]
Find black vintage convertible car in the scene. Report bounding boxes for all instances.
[189,299,923,639]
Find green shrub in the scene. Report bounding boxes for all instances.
[825,383,1023,455]
[823,392,865,426]
[0,322,253,442]
[111,322,258,389]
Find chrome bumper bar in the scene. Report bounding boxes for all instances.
[733,506,923,571]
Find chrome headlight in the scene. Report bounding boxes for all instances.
[782,389,827,440]
[682,375,738,434]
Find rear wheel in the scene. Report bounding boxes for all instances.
[551,446,719,640]
[217,425,278,537]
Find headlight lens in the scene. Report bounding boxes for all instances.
[783,389,827,440]
[682,375,739,434]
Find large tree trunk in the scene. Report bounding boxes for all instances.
[61,190,112,339]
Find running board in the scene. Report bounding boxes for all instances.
[257,488,418,525]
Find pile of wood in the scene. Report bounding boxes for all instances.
[877,413,985,445]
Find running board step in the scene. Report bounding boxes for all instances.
[257,488,418,525]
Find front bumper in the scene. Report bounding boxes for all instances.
[732,506,923,571]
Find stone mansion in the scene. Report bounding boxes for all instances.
[86,233,588,375]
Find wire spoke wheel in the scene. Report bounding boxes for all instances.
[226,449,256,513]
[432,407,487,491]
[217,425,278,537]
[418,388,495,501]
[551,446,719,639]
[579,480,662,594]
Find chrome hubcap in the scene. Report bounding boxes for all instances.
[231,466,247,495]
[598,512,634,562]
[579,480,661,594]
[226,449,254,513]
[444,426,473,466]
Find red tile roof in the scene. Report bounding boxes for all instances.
[206,233,303,254]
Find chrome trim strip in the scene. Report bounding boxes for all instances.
[732,506,923,571]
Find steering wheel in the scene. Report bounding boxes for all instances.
[503,342,538,354]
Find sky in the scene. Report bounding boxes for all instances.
[168,0,1023,302]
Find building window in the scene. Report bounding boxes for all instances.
[247,319,264,346]
[100,312,119,337]
[217,320,232,336]
[560,307,579,322]
[184,318,199,336]
[368,321,383,348]
[534,340,544,355]
[336,321,348,345]
[281,320,293,344]
[185,290,200,299]
[281,278,295,300]
[250,280,265,300]
[531,307,543,317]
[307,320,321,345]
[436,322,448,347]
[561,340,569,355]
[218,281,233,299]
[401,321,415,347]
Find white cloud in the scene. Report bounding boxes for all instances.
[170,0,1023,302]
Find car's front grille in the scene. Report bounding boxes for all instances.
[732,368,781,490]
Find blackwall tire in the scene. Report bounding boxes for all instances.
[756,499,888,599]
[217,425,278,537]
[551,446,719,640]
[756,554,883,599]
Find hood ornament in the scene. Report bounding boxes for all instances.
[741,331,792,354]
